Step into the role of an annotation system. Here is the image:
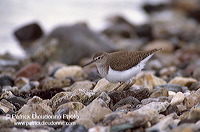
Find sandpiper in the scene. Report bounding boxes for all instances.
[83,48,162,88]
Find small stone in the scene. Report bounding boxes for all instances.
[111,96,140,111]
[0,75,14,88]
[48,92,71,109]
[96,92,111,105]
[75,118,95,129]
[14,22,43,42]
[189,81,200,91]
[70,89,96,105]
[93,78,119,93]
[17,96,53,122]
[78,98,112,123]
[15,77,29,89]
[170,92,185,105]
[0,91,15,99]
[0,99,16,113]
[146,115,174,132]
[19,81,39,93]
[160,66,177,80]
[154,84,183,92]
[115,104,133,112]
[53,66,87,81]
[169,76,197,87]
[88,126,109,132]
[177,104,187,113]
[16,63,42,80]
[67,80,95,91]
[102,112,125,125]
[150,88,169,98]
[0,115,16,128]
[162,105,180,115]
[141,97,170,105]
[183,88,200,108]
[61,124,87,132]
[135,73,167,91]
[55,102,85,118]
[108,86,149,105]
[40,77,71,90]
[188,107,200,120]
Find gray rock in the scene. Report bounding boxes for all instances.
[43,23,115,64]
[61,124,87,132]
[154,84,183,93]
[111,96,140,111]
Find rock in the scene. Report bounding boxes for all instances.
[53,66,87,81]
[111,96,140,111]
[96,92,111,105]
[115,104,133,112]
[0,115,16,128]
[170,92,185,105]
[108,86,149,105]
[0,75,14,88]
[93,78,120,93]
[137,102,170,114]
[188,107,200,120]
[169,76,197,87]
[17,96,53,122]
[146,115,174,132]
[160,66,177,80]
[70,89,96,105]
[143,40,174,53]
[0,99,16,113]
[75,118,95,129]
[66,80,95,91]
[61,124,87,132]
[150,88,169,98]
[154,84,183,93]
[135,73,167,91]
[39,77,71,90]
[193,67,200,80]
[88,126,109,132]
[19,81,39,93]
[189,81,200,91]
[141,97,170,105]
[14,22,43,43]
[48,92,71,109]
[15,77,29,89]
[78,98,112,123]
[15,63,42,80]
[0,91,15,99]
[102,112,125,125]
[162,105,180,115]
[45,23,114,64]
[183,88,200,108]
[177,104,187,113]
[7,96,27,110]
[55,102,85,119]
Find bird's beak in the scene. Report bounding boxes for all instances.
[82,59,96,67]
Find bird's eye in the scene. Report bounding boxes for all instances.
[97,57,101,59]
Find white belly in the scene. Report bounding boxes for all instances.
[105,54,153,83]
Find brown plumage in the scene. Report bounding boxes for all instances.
[108,48,162,71]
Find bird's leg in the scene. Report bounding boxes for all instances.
[123,78,136,91]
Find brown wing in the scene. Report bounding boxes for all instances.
[109,49,161,71]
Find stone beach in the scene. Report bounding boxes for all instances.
[1,0,200,132]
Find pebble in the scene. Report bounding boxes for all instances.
[141,97,170,105]
[66,80,95,91]
[154,84,183,93]
[93,78,120,93]
[18,96,53,122]
[78,98,112,123]
[150,88,169,98]
[15,63,42,80]
[188,107,200,120]
[0,115,16,128]
[19,81,39,93]
[88,126,109,132]
[0,75,14,88]
[169,76,197,87]
[61,124,87,132]
[75,118,95,129]
[55,102,85,119]
[15,77,29,89]
[135,73,167,91]
[14,22,43,42]
[39,77,71,90]
[108,86,149,105]
[53,66,87,81]
[111,96,140,111]
[170,92,185,105]
[183,88,200,108]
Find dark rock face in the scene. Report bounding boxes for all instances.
[0,75,14,88]
[14,22,43,42]
[44,23,115,64]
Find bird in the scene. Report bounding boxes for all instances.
[83,48,162,89]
